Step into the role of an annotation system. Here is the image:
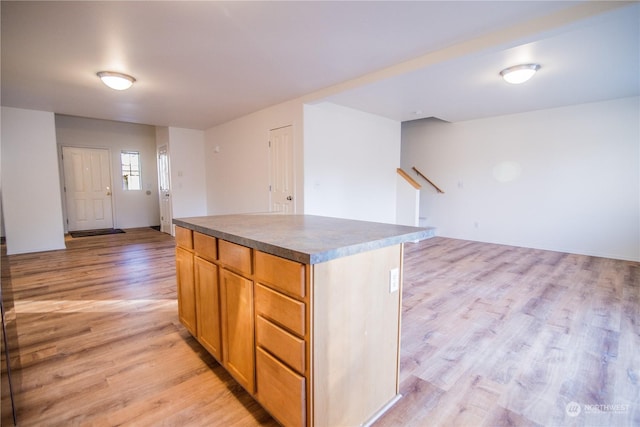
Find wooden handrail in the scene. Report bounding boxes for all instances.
[396,168,421,189]
[412,166,445,193]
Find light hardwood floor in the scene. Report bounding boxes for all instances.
[378,237,639,427]
[1,228,638,426]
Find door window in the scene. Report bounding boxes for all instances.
[121,151,141,190]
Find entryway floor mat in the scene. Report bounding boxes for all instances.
[69,228,125,238]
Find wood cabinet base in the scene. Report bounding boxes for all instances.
[175,226,404,427]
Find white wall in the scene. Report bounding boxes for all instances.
[1,107,66,254]
[166,127,207,219]
[396,174,420,227]
[402,97,640,261]
[304,102,400,223]
[55,115,159,229]
[204,99,303,215]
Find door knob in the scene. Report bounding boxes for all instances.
[286,196,293,201]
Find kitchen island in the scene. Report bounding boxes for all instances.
[173,214,431,427]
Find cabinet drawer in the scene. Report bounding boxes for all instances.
[255,284,305,337]
[175,226,193,249]
[219,240,252,275]
[256,315,305,374]
[256,347,306,427]
[255,251,305,298]
[194,232,217,262]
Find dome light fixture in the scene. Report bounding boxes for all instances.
[499,63,540,84]
[97,71,136,90]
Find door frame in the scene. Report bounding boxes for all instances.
[59,145,116,233]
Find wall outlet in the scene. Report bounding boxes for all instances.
[389,268,399,293]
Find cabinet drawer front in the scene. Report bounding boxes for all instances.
[255,251,305,298]
[255,284,305,337]
[175,226,193,249]
[194,232,217,262]
[256,315,305,374]
[219,240,252,275]
[256,347,306,427]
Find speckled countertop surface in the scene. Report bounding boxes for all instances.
[173,214,434,264]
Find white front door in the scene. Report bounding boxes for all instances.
[157,145,173,235]
[269,125,295,213]
[62,146,114,231]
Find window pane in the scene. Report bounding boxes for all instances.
[159,149,170,192]
[121,151,142,190]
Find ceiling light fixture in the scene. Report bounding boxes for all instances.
[499,64,540,84]
[97,71,136,90]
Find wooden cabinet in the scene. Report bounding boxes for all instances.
[219,268,255,393]
[254,320,306,427]
[254,256,307,427]
[311,244,402,427]
[194,257,221,360]
[176,228,256,394]
[176,246,196,336]
[175,223,404,427]
[176,228,221,358]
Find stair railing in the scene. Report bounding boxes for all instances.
[412,166,445,194]
[396,168,421,189]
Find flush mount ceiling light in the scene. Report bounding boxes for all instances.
[499,63,540,84]
[97,71,136,90]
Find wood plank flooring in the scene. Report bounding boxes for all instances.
[1,229,276,427]
[1,229,638,426]
[377,237,639,427]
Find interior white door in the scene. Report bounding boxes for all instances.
[269,126,295,213]
[62,146,114,231]
[157,145,173,234]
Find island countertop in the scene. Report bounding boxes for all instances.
[173,214,433,264]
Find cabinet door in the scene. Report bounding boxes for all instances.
[176,247,196,335]
[195,257,222,361]
[220,269,255,393]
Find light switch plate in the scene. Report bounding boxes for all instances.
[389,267,399,293]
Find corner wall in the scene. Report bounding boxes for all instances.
[402,97,640,261]
[304,102,400,224]
[166,127,207,219]
[204,99,303,215]
[1,107,66,254]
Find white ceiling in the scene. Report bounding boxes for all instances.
[1,1,638,130]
